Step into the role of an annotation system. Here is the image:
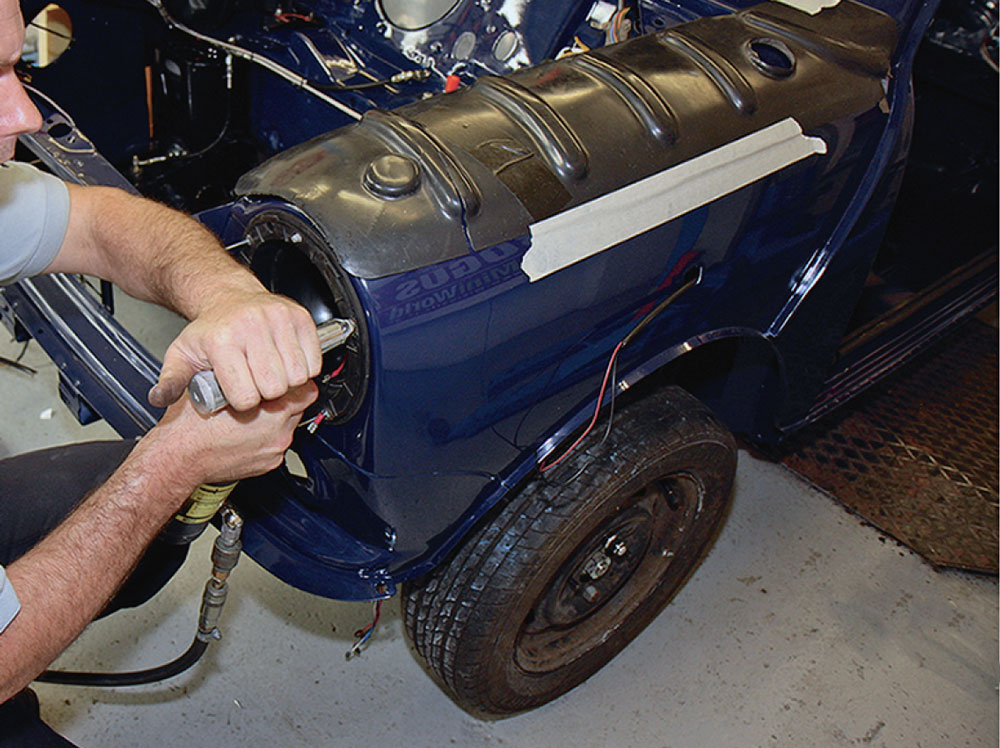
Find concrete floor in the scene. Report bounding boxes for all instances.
[1,294,996,748]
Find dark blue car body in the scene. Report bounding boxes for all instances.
[4,0,996,607]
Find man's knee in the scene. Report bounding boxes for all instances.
[0,441,135,564]
[0,689,79,747]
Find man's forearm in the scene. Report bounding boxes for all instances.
[0,383,314,702]
[0,431,199,702]
[54,184,264,320]
[48,183,321,411]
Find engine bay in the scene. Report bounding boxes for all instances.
[19,0,724,212]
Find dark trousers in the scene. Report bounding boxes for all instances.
[0,441,189,746]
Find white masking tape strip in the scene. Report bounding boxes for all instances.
[521,117,827,283]
[771,0,840,15]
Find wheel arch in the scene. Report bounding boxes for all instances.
[620,327,788,444]
[393,327,784,587]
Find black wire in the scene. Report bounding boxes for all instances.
[28,21,74,41]
[541,267,703,483]
[0,355,36,375]
[35,637,208,687]
[552,354,621,486]
[143,80,232,164]
[172,64,233,161]
[620,272,700,349]
[181,104,231,160]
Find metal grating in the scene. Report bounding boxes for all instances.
[777,319,998,573]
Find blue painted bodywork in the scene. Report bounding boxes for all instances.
[6,0,994,601]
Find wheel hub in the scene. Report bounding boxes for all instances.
[516,473,703,673]
[533,515,651,628]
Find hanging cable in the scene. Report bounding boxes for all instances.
[21,82,77,128]
[346,598,383,659]
[172,53,233,161]
[131,54,233,171]
[538,267,703,474]
[182,53,233,160]
[539,341,623,473]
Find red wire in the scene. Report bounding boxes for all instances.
[354,599,383,638]
[274,11,314,22]
[539,340,624,473]
[327,358,347,379]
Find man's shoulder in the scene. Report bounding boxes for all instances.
[1,161,55,189]
[0,161,69,212]
[0,161,71,285]
[0,162,68,207]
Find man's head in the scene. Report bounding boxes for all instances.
[0,0,42,162]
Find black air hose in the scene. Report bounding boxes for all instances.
[34,508,243,688]
[35,638,208,687]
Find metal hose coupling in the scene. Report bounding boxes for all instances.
[196,507,243,643]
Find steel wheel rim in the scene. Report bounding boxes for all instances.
[514,472,704,674]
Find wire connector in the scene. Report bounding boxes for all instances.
[197,508,243,641]
[390,69,431,85]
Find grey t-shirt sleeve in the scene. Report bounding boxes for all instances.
[0,162,71,285]
[0,564,20,633]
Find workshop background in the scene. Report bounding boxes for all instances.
[0,295,996,747]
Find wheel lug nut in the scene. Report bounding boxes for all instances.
[583,551,611,580]
[582,584,599,603]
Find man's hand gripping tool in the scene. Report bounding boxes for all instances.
[186,317,356,415]
[162,317,356,544]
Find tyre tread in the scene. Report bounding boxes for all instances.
[403,387,736,714]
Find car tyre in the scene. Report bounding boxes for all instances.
[402,386,737,715]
